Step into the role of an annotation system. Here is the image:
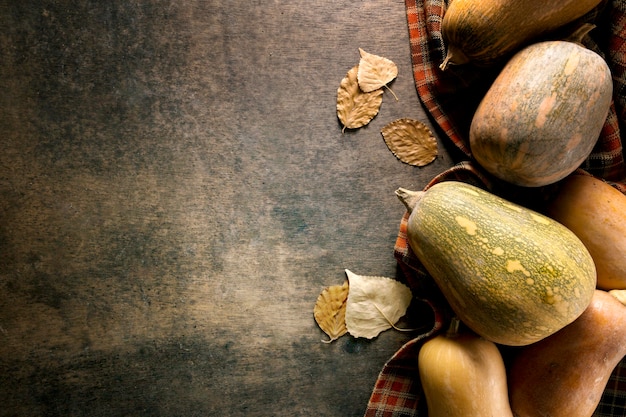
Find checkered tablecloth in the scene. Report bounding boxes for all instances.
[364,1,626,416]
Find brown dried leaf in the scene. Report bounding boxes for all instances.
[357,48,398,99]
[344,269,413,339]
[314,281,349,343]
[337,65,383,132]
[381,118,438,166]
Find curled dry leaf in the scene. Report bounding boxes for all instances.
[357,48,399,100]
[381,118,438,166]
[337,65,384,132]
[344,269,413,339]
[314,281,349,343]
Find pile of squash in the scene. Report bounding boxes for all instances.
[397,0,626,416]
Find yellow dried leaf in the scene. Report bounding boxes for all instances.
[357,48,398,100]
[344,269,413,339]
[314,281,349,343]
[337,65,383,132]
[381,118,438,167]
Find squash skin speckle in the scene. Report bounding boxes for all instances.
[401,181,596,346]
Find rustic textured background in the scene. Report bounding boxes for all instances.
[0,1,455,416]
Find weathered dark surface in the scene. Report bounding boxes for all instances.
[0,1,454,416]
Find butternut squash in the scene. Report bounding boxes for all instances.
[440,0,602,69]
[396,181,597,346]
[545,174,626,290]
[418,318,513,417]
[508,289,626,417]
[469,41,612,187]
[610,289,626,305]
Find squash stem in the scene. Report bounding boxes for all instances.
[439,45,470,71]
[564,23,596,45]
[446,317,462,338]
[395,188,424,213]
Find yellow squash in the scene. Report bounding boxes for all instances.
[418,318,513,417]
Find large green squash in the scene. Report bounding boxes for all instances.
[469,40,612,187]
[397,181,596,346]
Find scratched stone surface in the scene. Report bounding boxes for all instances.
[0,1,455,416]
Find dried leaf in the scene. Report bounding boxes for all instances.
[357,48,398,100]
[337,65,384,132]
[344,269,413,339]
[381,118,438,166]
[314,281,349,343]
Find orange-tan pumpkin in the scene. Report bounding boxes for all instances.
[469,41,612,187]
[508,289,626,417]
[545,173,626,290]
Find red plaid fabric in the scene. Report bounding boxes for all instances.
[364,300,445,417]
[365,0,626,416]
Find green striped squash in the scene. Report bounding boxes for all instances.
[397,181,596,346]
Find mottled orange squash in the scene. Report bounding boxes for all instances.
[470,41,612,187]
